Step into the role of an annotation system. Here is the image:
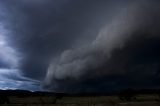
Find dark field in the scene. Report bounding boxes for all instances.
[0,90,160,106]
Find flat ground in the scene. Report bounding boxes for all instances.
[0,94,159,106]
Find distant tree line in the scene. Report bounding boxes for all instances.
[118,88,160,101]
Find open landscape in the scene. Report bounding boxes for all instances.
[0,89,160,106]
[0,1,160,106]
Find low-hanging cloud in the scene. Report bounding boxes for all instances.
[1,0,160,92]
[43,1,160,92]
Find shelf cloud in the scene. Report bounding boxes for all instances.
[0,0,160,92]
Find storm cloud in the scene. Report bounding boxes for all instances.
[0,0,160,92]
[44,0,160,92]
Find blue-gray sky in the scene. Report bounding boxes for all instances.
[0,0,160,93]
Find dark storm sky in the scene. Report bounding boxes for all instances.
[0,0,160,93]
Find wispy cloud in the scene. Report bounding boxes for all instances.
[0,68,40,90]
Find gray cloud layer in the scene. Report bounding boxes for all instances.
[44,0,160,92]
[0,0,160,92]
